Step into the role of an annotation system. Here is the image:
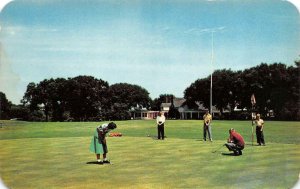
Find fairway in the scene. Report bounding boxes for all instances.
[0,120,299,189]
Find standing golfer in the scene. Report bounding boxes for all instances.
[203,110,212,141]
[225,128,245,156]
[156,111,166,140]
[255,113,265,146]
[89,122,117,163]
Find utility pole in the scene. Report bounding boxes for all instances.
[210,31,214,114]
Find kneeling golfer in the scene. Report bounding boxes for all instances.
[89,122,117,163]
[225,128,245,156]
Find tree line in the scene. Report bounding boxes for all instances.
[0,62,299,121]
[184,62,299,120]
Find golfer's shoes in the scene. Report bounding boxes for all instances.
[97,160,103,164]
[103,159,110,164]
[257,143,266,146]
[234,150,243,156]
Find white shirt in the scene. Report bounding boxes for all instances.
[255,119,264,127]
[156,115,165,125]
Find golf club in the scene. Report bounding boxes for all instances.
[212,144,225,153]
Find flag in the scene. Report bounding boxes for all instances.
[251,94,256,106]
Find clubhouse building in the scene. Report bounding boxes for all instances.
[130,97,221,120]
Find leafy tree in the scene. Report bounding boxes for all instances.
[0,92,12,119]
[184,62,300,120]
[242,63,292,117]
[108,83,151,120]
[9,104,30,120]
[22,76,109,121]
[184,77,210,110]
[280,61,300,120]
[22,82,39,112]
[22,78,67,121]
[66,76,109,121]
[211,69,236,113]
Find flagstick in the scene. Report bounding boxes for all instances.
[251,105,254,146]
[251,94,256,146]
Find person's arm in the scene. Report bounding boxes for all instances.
[261,120,264,131]
[228,134,233,143]
[207,117,211,125]
[97,128,105,142]
[161,116,166,124]
[205,116,210,125]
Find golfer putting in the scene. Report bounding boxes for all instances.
[224,128,245,156]
[89,122,117,164]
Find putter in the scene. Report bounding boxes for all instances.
[212,144,225,153]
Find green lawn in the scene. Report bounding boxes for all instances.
[0,120,299,189]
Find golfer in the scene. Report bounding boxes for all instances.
[225,128,245,156]
[156,111,166,140]
[89,122,117,163]
[255,113,265,146]
[203,110,212,141]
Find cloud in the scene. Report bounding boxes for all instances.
[184,26,226,35]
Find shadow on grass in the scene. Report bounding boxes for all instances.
[86,161,102,165]
[195,139,203,141]
[147,135,168,140]
[221,152,238,156]
[86,161,113,165]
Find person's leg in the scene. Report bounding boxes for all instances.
[208,125,212,141]
[203,124,207,141]
[225,143,239,155]
[161,124,165,140]
[225,143,235,151]
[238,150,242,155]
[103,153,110,163]
[102,142,110,163]
[260,131,265,145]
[237,146,244,155]
[157,125,161,139]
[96,154,101,162]
[256,127,261,145]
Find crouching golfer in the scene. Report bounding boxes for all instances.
[225,128,245,156]
[89,122,117,163]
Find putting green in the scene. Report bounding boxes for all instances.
[0,120,299,188]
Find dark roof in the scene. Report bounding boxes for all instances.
[173,98,186,108]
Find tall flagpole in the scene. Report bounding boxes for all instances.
[210,32,214,114]
[251,94,256,146]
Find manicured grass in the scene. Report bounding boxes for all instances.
[0,120,299,189]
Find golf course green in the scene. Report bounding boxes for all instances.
[0,120,299,189]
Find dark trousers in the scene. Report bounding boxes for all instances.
[225,143,244,155]
[256,127,265,145]
[157,124,165,139]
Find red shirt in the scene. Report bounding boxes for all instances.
[230,131,245,147]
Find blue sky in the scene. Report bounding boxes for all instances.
[0,0,299,104]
